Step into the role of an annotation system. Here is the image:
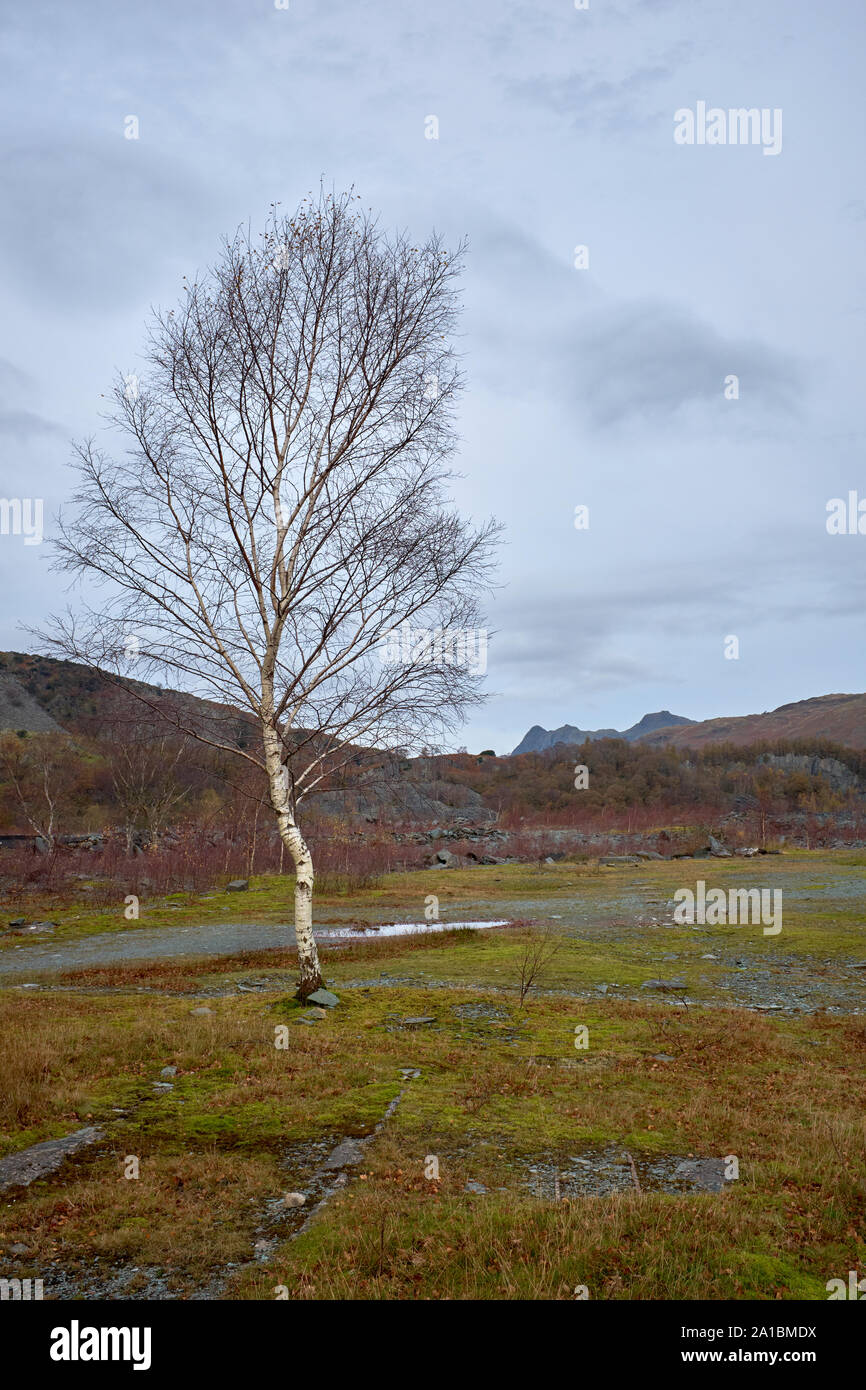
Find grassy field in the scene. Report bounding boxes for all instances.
[0,851,864,1301]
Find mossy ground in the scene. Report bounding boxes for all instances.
[0,850,863,1300]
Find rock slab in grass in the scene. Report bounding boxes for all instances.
[641,979,687,992]
[324,1138,365,1169]
[404,1016,436,1027]
[226,879,249,892]
[306,989,339,1008]
[673,1158,728,1193]
[0,1126,104,1192]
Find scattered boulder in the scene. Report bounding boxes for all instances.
[189,1007,213,1016]
[226,879,249,892]
[708,836,731,857]
[281,1192,307,1208]
[160,1065,178,1078]
[600,855,639,866]
[641,979,687,992]
[306,989,339,1008]
[404,1016,436,1027]
[464,1180,487,1194]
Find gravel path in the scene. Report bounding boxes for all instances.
[0,919,301,976]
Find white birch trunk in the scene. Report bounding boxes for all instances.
[263,729,323,998]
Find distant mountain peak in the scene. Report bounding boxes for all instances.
[510,710,695,756]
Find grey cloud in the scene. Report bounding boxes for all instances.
[564,300,804,429]
[465,216,802,431]
[511,63,679,133]
[0,410,64,442]
[0,137,219,309]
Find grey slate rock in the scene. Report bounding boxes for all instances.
[435,849,458,867]
[0,1126,104,1192]
[673,1158,728,1193]
[324,1138,365,1169]
[226,879,249,891]
[306,989,339,1008]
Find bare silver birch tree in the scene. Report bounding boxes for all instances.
[42,188,499,998]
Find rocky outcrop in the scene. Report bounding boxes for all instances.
[757,753,862,792]
[307,778,494,824]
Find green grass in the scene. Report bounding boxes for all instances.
[1,850,864,1300]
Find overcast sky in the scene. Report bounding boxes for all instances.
[1,0,864,754]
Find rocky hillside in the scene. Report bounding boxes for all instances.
[639,694,866,751]
[0,673,63,733]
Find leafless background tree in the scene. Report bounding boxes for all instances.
[0,732,79,852]
[97,693,190,852]
[41,187,500,997]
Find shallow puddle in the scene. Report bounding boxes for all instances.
[322,919,509,940]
